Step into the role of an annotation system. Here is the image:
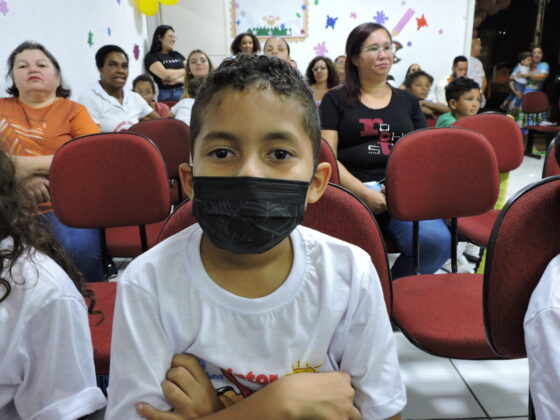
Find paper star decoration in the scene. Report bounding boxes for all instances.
[325,15,338,29]
[314,41,328,56]
[350,12,357,19]
[416,14,428,30]
[374,10,388,25]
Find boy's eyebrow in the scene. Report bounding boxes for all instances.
[201,131,300,143]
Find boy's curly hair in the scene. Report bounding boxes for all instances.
[0,151,96,314]
[189,54,321,166]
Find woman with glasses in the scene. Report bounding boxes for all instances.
[305,56,340,106]
[144,25,186,102]
[320,22,450,278]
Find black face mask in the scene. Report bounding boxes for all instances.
[192,176,309,254]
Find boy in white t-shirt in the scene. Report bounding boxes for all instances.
[106,54,405,420]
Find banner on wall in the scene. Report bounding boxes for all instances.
[231,0,309,42]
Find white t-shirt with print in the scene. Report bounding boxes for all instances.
[78,82,153,132]
[171,98,195,126]
[0,241,106,420]
[106,224,405,419]
[524,254,560,420]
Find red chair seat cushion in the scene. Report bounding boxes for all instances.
[106,221,167,257]
[524,125,560,133]
[87,282,117,375]
[392,273,501,359]
[457,209,500,247]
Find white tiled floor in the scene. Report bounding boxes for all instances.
[397,139,548,420]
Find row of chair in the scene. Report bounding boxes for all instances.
[49,116,560,416]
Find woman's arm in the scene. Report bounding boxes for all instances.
[420,100,449,114]
[321,130,386,214]
[149,62,186,84]
[141,110,162,121]
[11,155,53,180]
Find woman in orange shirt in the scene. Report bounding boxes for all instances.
[0,41,103,283]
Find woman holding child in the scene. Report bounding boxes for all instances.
[320,22,451,278]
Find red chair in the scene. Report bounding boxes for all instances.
[319,138,340,184]
[103,119,190,258]
[521,91,560,159]
[50,132,171,375]
[543,135,560,177]
[158,183,393,314]
[453,112,524,246]
[128,119,190,205]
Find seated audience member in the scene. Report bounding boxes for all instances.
[334,55,346,84]
[171,78,204,125]
[402,70,449,119]
[185,49,213,93]
[0,41,103,283]
[106,55,405,420]
[230,32,261,56]
[0,149,106,419]
[501,51,532,112]
[133,74,170,118]
[263,37,291,63]
[398,63,421,88]
[320,22,450,279]
[436,77,481,127]
[433,55,469,104]
[144,25,186,102]
[524,253,560,420]
[79,45,159,132]
[305,56,340,105]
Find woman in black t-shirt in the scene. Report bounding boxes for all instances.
[320,22,450,278]
[144,25,186,102]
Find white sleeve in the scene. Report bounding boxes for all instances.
[105,278,175,420]
[136,93,155,118]
[15,296,106,420]
[434,80,446,104]
[331,259,406,419]
[171,100,191,125]
[525,308,560,419]
[77,93,101,125]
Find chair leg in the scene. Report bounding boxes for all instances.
[524,130,542,159]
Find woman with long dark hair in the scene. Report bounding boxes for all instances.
[230,32,261,55]
[0,149,105,419]
[320,23,451,278]
[144,25,186,102]
[305,56,340,106]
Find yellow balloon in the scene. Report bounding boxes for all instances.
[137,0,159,16]
[159,0,179,5]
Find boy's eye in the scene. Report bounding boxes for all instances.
[269,149,292,160]
[210,149,233,159]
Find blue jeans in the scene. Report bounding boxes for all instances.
[158,87,184,102]
[380,214,451,279]
[41,212,104,283]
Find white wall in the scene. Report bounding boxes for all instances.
[0,0,149,100]
[160,0,475,88]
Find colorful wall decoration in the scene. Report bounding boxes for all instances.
[231,0,309,41]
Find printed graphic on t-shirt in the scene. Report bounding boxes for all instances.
[200,358,322,407]
[0,116,46,156]
[358,118,405,156]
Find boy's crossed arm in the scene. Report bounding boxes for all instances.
[137,354,364,420]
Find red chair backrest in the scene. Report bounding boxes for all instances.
[386,127,499,221]
[319,138,340,184]
[157,184,393,314]
[50,133,171,228]
[543,136,560,178]
[521,91,549,114]
[129,119,190,178]
[484,176,560,358]
[453,113,524,173]
[425,115,438,128]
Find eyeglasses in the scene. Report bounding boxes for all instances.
[312,66,327,72]
[361,43,397,56]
